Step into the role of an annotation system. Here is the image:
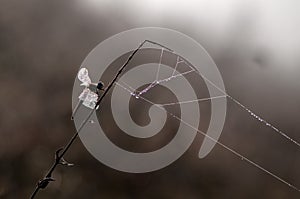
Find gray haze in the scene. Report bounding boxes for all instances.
[0,0,299,198]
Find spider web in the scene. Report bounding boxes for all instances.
[114,45,300,192]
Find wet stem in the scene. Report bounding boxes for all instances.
[30,40,170,199]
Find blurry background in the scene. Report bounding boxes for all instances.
[0,0,300,198]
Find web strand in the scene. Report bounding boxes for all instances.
[134,69,195,99]
[133,46,300,149]
[155,48,164,81]
[159,95,227,106]
[115,82,300,193]
[189,63,300,148]
[111,43,300,193]
[171,56,184,76]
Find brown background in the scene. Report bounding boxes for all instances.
[0,0,300,198]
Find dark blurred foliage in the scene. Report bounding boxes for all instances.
[0,0,299,198]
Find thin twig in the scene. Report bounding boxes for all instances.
[30,40,171,199]
[30,38,300,197]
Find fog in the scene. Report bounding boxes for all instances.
[0,0,299,198]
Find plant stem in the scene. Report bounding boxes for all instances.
[30,39,171,199]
